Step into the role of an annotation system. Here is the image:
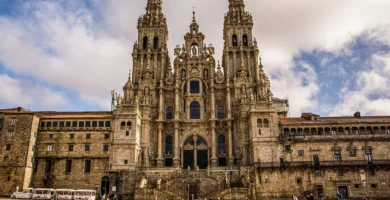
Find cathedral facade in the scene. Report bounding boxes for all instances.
[1,0,390,199]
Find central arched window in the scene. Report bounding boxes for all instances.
[190,101,201,119]
[184,137,195,145]
[218,135,226,154]
[165,135,173,154]
[232,35,238,46]
[217,106,225,119]
[264,119,269,128]
[153,36,159,49]
[143,36,148,49]
[196,137,207,145]
[243,34,248,46]
[166,107,173,120]
[190,81,200,93]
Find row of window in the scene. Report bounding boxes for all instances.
[284,126,390,136]
[257,119,269,128]
[165,105,225,120]
[40,121,111,129]
[46,144,109,152]
[142,36,159,50]
[162,135,226,155]
[284,145,373,161]
[232,34,249,47]
[46,133,110,140]
[39,159,92,173]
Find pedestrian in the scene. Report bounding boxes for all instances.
[294,195,299,200]
[91,193,96,200]
[53,192,58,200]
[292,195,295,200]
[112,194,118,200]
[102,193,106,200]
[306,195,310,200]
[310,193,315,200]
[336,192,342,200]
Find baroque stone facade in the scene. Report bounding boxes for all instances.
[1,0,390,199]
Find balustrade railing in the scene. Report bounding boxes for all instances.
[280,134,390,142]
[254,159,390,168]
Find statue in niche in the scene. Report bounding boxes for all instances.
[181,69,186,80]
[203,68,208,79]
[192,45,197,56]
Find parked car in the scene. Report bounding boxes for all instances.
[11,188,34,199]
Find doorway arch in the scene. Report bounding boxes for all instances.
[182,135,209,170]
[101,176,110,195]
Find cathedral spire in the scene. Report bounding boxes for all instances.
[139,0,165,26]
[190,9,199,35]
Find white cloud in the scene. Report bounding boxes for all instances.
[0,0,389,115]
[0,74,68,110]
[330,53,390,116]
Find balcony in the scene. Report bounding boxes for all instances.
[254,159,390,168]
[280,134,390,142]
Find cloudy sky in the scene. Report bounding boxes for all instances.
[0,0,390,117]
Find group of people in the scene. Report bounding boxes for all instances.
[291,193,317,200]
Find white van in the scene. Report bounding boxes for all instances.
[32,188,54,199]
[73,190,96,200]
[11,188,34,199]
[55,189,74,200]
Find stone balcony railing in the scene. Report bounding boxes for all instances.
[280,134,390,142]
[254,159,390,168]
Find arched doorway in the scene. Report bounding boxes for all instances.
[182,135,208,170]
[101,176,110,195]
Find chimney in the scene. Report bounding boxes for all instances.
[353,111,361,118]
[17,107,22,112]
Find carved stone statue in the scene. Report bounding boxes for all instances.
[192,45,197,56]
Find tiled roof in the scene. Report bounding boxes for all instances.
[36,112,113,119]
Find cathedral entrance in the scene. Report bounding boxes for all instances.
[182,135,208,170]
[101,176,110,195]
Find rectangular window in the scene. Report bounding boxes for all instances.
[331,130,337,135]
[40,122,45,128]
[70,134,74,139]
[33,159,38,172]
[65,160,72,173]
[72,121,77,127]
[10,118,16,126]
[53,121,58,127]
[65,121,71,127]
[124,160,128,164]
[6,144,11,151]
[105,121,111,127]
[4,156,9,162]
[59,121,64,128]
[126,131,130,136]
[103,144,109,152]
[296,178,302,185]
[85,145,90,152]
[369,167,375,176]
[334,150,342,161]
[86,134,91,139]
[315,170,321,177]
[190,81,200,93]
[49,134,54,139]
[7,176,11,182]
[354,184,360,189]
[98,121,104,127]
[8,132,13,137]
[45,160,52,173]
[32,145,35,152]
[92,121,97,127]
[46,121,52,127]
[85,160,91,173]
[284,145,291,151]
[298,130,304,136]
[338,170,344,176]
[104,134,110,139]
[349,149,356,156]
[47,145,53,152]
[86,121,91,127]
[371,184,377,189]
[68,145,74,152]
[79,121,85,127]
[298,150,304,156]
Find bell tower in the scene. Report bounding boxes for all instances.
[222,0,260,84]
[132,0,170,85]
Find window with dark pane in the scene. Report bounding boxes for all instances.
[153,36,159,49]
[86,121,91,127]
[190,101,201,119]
[85,145,90,152]
[85,160,91,173]
[92,121,97,127]
[46,121,52,127]
[104,134,110,139]
[105,121,111,127]
[196,137,207,145]
[86,133,91,139]
[166,107,173,120]
[165,135,173,154]
[53,121,58,127]
[218,135,226,154]
[243,34,248,46]
[45,159,52,173]
[143,36,148,49]
[72,121,77,127]
[66,121,71,127]
[59,121,64,128]
[65,160,72,173]
[68,145,74,152]
[190,81,200,93]
[79,121,84,127]
[263,119,269,128]
[217,106,225,119]
[103,144,109,152]
[41,122,45,128]
[99,121,104,127]
[232,35,238,46]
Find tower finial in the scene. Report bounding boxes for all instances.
[192,6,196,21]
[128,69,132,81]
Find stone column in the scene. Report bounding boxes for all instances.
[157,122,163,167]
[174,122,180,167]
[227,121,234,166]
[211,121,217,166]
[233,51,237,77]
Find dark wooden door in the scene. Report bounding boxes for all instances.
[197,150,208,169]
[184,150,194,170]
